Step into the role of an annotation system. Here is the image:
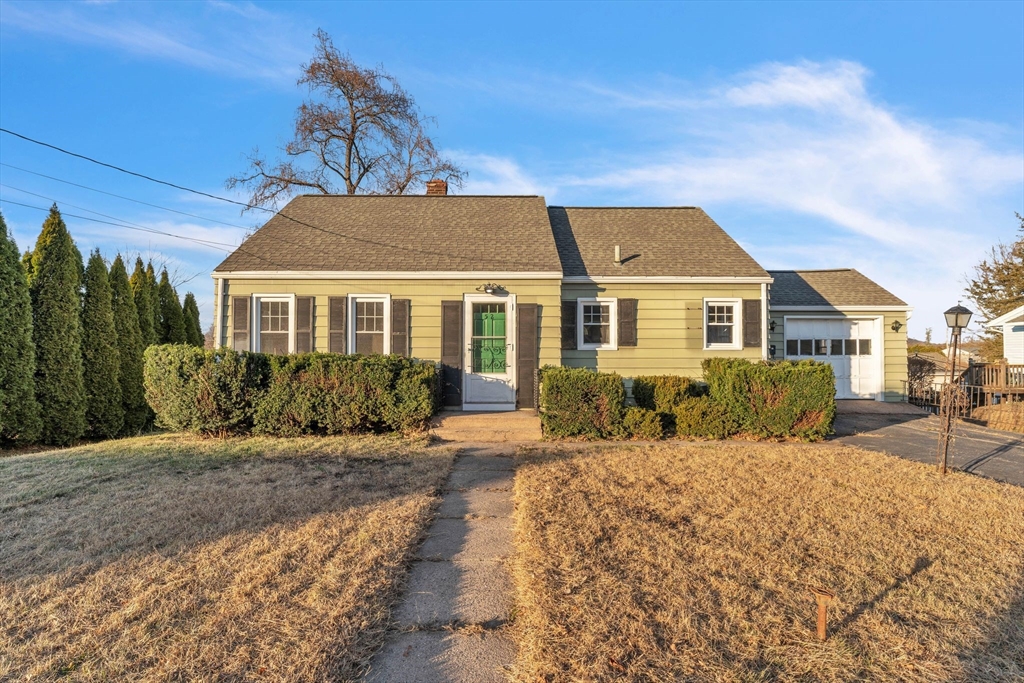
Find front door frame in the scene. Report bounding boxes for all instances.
[462,292,517,411]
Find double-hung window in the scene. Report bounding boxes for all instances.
[704,299,741,350]
[350,295,391,355]
[578,298,617,350]
[253,294,295,354]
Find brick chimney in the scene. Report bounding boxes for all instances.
[425,179,448,196]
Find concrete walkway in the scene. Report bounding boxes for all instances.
[363,445,517,682]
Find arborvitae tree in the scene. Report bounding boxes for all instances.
[129,257,157,347]
[0,213,42,444]
[182,292,204,347]
[109,254,149,434]
[157,269,187,343]
[146,262,160,341]
[81,250,123,439]
[29,205,86,446]
[21,249,35,283]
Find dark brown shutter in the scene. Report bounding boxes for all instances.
[618,298,638,347]
[561,301,577,350]
[295,296,314,353]
[391,299,411,357]
[440,300,463,406]
[743,299,762,348]
[329,296,347,354]
[517,303,539,409]
[231,296,250,351]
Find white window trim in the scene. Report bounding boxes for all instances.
[577,297,618,351]
[349,294,392,355]
[703,298,742,351]
[251,293,297,354]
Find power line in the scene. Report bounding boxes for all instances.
[0,128,547,270]
[0,162,254,230]
[0,198,232,252]
[0,128,262,211]
[0,183,239,248]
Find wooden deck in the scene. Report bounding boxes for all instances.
[966,361,1024,396]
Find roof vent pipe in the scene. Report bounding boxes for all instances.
[614,245,621,266]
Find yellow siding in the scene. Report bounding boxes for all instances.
[220,278,562,367]
[768,310,909,402]
[560,282,765,383]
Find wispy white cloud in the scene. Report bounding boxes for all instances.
[0,1,310,85]
[452,152,553,198]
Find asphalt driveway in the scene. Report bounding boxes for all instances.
[834,400,1024,486]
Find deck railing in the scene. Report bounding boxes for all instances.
[965,360,1024,390]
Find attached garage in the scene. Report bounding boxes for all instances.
[783,317,881,399]
[768,269,911,402]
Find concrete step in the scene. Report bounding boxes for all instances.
[430,410,542,443]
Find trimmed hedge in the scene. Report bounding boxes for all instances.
[539,366,625,439]
[143,346,437,436]
[702,358,836,440]
[673,396,737,440]
[622,407,664,440]
[143,346,270,434]
[631,375,705,412]
[254,354,436,435]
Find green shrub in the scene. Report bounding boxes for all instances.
[539,366,625,439]
[156,269,186,344]
[673,396,738,439]
[622,407,664,440]
[253,354,436,435]
[631,375,704,412]
[182,292,204,348]
[702,358,836,441]
[109,254,150,435]
[143,345,270,434]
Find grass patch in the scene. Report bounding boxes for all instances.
[512,442,1024,682]
[0,432,455,680]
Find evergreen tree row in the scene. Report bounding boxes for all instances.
[0,205,206,447]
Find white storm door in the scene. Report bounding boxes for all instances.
[463,294,516,410]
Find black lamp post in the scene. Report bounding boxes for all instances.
[937,303,973,475]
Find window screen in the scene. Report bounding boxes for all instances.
[706,304,734,345]
[259,300,289,355]
[471,302,506,373]
[355,300,385,354]
[582,303,611,345]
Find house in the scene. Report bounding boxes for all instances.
[211,183,910,409]
[984,303,1024,363]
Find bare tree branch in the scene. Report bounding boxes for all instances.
[227,29,465,210]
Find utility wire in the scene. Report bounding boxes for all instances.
[0,183,239,248]
[0,197,290,269]
[0,162,254,230]
[0,128,260,211]
[0,127,547,270]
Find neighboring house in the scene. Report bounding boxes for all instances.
[908,351,966,392]
[211,183,910,410]
[767,269,911,401]
[984,304,1024,363]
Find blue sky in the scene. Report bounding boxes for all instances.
[1,0,1022,339]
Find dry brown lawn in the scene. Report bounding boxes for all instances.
[512,442,1024,682]
[0,433,454,681]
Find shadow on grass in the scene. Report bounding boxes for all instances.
[956,567,1024,680]
[835,556,934,634]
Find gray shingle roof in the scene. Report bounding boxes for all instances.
[549,207,769,278]
[768,269,907,307]
[213,195,562,273]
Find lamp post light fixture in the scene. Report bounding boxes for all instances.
[890,319,903,333]
[937,303,973,475]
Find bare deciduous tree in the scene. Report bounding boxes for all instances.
[228,29,465,208]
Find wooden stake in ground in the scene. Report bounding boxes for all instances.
[809,587,835,641]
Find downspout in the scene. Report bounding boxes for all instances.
[761,282,769,361]
[214,276,224,348]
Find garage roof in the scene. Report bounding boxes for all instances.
[769,269,907,308]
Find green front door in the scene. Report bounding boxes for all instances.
[472,303,507,373]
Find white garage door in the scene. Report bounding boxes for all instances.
[784,318,880,400]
